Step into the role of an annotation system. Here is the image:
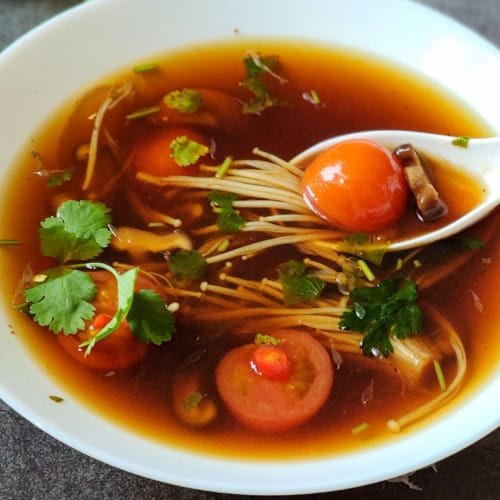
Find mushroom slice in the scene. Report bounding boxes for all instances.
[110,226,192,260]
[394,143,448,221]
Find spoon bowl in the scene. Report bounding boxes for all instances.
[293,130,500,251]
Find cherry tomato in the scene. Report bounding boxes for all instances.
[133,126,209,177]
[302,139,408,232]
[57,271,164,371]
[215,329,334,432]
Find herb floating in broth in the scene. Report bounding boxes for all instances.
[22,200,175,356]
[278,260,326,306]
[4,41,498,458]
[164,88,204,114]
[240,53,284,114]
[339,279,422,358]
[168,249,207,280]
[133,62,158,73]
[208,191,246,233]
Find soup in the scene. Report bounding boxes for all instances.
[1,39,499,460]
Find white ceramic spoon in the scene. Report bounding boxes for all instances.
[293,130,500,251]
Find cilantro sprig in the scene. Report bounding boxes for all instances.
[24,267,97,334]
[164,88,203,114]
[337,232,389,266]
[254,333,280,346]
[40,200,112,263]
[23,200,175,354]
[340,279,422,357]
[208,191,246,233]
[240,53,283,115]
[46,167,74,188]
[170,135,209,167]
[127,289,175,346]
[278,260,326,306]
[168,249,207,279]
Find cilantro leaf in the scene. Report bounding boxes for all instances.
[40,200,112,263]
[127,289,175,345]
[340,279,422,357]
[47,167,74,188]
[168,249,207,279]
[337,233,389,266]
[170,135,209,167]
[254,333,280,346]
[451,136,470,148]
[240,76,279,115]
[243,54,281,77]
[164,88,203,114]
[208,191,246,233]
[183,391,203,413]
[24,267,96,334]
[459,236,485,249]
[278,260,326,306]
[240,53,282,115]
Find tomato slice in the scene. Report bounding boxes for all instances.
[133,126,209,177]
[57,271,164,371]
[215,329,334,432]
[302,139,408,232]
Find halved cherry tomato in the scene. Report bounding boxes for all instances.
[133,126,209,177]
[302,139,408,232]
[57,271,165,371]
[215,329,334,432]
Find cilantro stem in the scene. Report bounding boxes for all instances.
[0,239,21,245]
[433,360,447,392]
[126,106,160,120]
[133,62,158,73]
[351,422,370,435]
[215,156,233,178]
[217,239,230,252]
[310,89,320,104]
[357,259,376,282]
[69,262,139,355]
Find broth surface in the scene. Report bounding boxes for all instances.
[1,39,499,460]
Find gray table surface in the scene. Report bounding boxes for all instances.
[0,1,499,499]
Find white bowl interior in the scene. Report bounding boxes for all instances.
[0,0,499,494]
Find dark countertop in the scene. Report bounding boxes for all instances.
[0,1,499,499]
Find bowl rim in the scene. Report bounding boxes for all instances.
[0,0,499,494]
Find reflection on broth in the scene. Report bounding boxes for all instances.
[1,40,499,460]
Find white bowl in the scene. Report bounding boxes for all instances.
[0,0,499,494]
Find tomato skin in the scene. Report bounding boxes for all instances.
[215,329,334,432]
[133,126,209,177]
[302,139,408,232]
[57,322,148,372]
[57,271,164,371]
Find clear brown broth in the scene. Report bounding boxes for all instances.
[1,39,499,460]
